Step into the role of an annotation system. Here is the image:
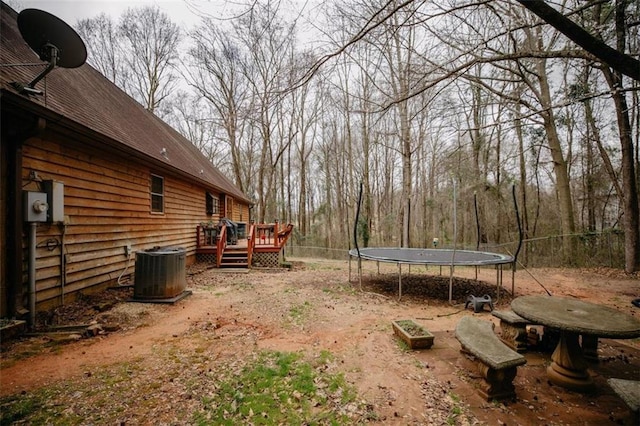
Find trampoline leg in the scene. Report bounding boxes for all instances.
[398,263,402,300]
[358,258,362,291]
[448,265,454,305]
[495,265,503,302]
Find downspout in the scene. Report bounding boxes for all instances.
[28,222,36,326]
[60,223,66,304]
[4,113,46,325]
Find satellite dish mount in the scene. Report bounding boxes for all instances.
[11,9,87,96]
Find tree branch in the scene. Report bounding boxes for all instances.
[515,0,640,81]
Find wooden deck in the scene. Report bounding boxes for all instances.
[196,222,293,268]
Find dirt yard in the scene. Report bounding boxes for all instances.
[1,259,639,425]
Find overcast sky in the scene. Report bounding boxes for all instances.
[15,0,256,28]
[11,0,324,48]
[12,0,322,29]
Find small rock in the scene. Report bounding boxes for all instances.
[85,324,103,337]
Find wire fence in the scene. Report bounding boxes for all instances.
[516,230,625,269]
[286,230,626,269]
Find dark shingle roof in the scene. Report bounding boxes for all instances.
[0,3,250,203]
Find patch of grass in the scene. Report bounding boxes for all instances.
[316,349,335,366]
[304,262,323,270]
[0,349,38,369]
[192,350,365,425]
[233,281,255,290]
[303,261,345,272]
[0,388,83,426]
[0,393,42,425]
[321,284,358,297]
[288,301,312,325]
[446,393,464,425]
[394,337,410,352]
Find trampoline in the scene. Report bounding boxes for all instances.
[349,184,522,303]
[349,247,514,302]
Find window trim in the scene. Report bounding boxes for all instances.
[150,174,165,214]
[206,192,220,216]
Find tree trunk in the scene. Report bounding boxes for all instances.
[603,68,640,273]
[515,101,530,265]
[536,57,576,262]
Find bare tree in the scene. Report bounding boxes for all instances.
[186,21,250,192]
[76,13,129,90]
[234,2,297,222]
[289,52,322,238]
[119,5,181,114]
[165,91,229,170]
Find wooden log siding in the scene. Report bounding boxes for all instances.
[237,203,249,223]
[20,136,234,309]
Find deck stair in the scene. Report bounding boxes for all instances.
[220,248,249,268]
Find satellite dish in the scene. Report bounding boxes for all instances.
[11,8,87,95]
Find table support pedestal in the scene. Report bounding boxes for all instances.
[547,331,594,391]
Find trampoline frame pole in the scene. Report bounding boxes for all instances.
[398,263,402,300]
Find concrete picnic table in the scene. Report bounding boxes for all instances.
[511,295,640,392]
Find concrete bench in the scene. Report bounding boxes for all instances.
[607,378,639,424]
[455,316,527,401]
[492,310,531,353]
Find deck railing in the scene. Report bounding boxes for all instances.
[216,225,227,267]
[255,223,278,247]
[247,223,256,266]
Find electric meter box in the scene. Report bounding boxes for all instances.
[42,180,64,222]
[23,191,48,222]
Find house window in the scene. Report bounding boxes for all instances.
[206,192,220,216]
[225,195,234,218]
[151,174,164,213]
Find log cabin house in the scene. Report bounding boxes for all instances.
[0,3,293,324]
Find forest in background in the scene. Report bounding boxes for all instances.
[67,0,639,270]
